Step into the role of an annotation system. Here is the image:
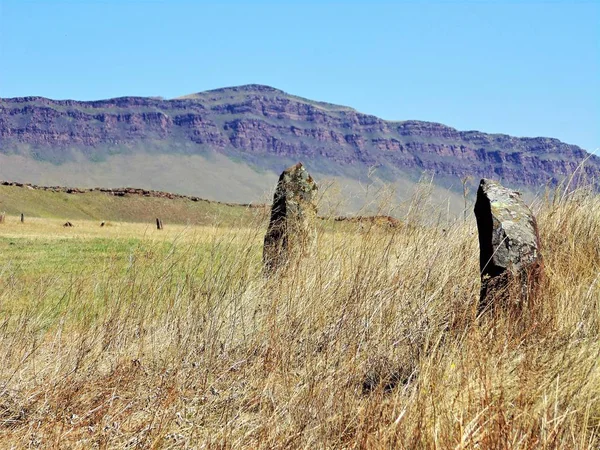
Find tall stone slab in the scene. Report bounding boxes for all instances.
[474,179,543,313]
[263,163,318,273]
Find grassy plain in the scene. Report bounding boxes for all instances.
[0,186,599,448]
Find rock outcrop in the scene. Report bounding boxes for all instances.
[474,179,543,313]
[263,163,318,273]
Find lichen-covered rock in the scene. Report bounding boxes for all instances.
[263,163,318,273]
[474,179,543,313]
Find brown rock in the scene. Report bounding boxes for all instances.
[474,179,543,313]
[263,163,318,273]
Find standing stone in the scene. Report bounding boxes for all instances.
[474,179,543,313]
[263,163,318,273]
[156,218,163,230]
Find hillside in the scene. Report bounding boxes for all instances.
[0,182,261,225]
[1,84,598,209]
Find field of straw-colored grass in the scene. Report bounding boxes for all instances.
[0,186,598,449]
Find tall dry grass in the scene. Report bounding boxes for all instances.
[0,184,598,449]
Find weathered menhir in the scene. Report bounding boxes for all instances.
[474,179,543,313]
[263,163,318,273]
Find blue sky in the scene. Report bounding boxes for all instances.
[0,0,598,151]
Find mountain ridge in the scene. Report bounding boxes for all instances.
[3,84,591,147]
[1,84,598,208]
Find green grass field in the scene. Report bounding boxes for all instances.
[0,216,264,334]
[0,186,598,448]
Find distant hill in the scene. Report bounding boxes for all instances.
[1,84,598,211]
[0,182,260,225]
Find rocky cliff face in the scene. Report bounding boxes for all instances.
[1,84,598,191]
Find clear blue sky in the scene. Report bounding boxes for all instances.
[0,0,598,151]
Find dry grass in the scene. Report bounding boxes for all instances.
[0,186,598,449]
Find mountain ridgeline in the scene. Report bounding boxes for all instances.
[1,84,598,206]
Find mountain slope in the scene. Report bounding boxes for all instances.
[1,84,598,208]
